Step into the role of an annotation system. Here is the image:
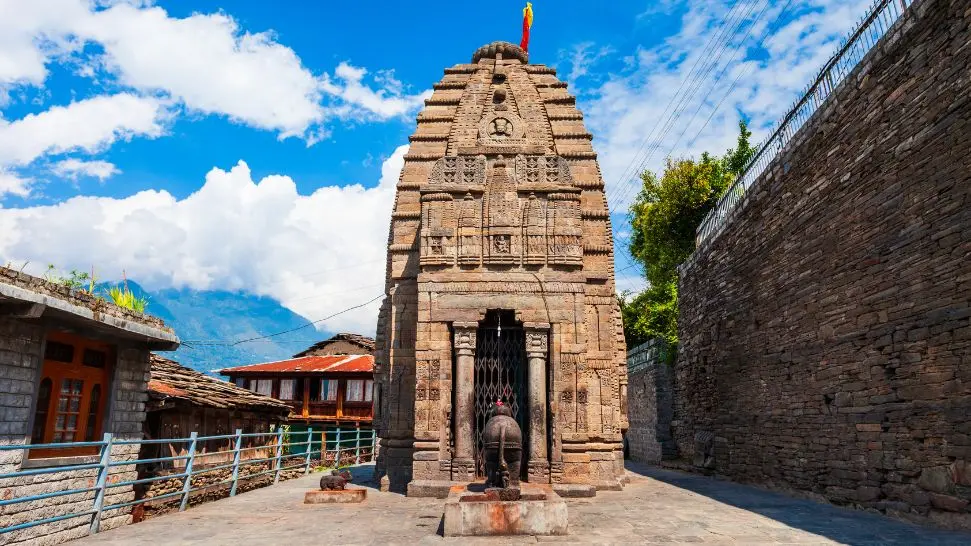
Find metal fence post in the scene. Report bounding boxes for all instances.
[334,428,342,468]
[88,432,113,535]
[303,427,314,475]
[230,428,243,497]
[179,432,198,512]
[371,429,377,462]
[273,426,284,484]
[354,427,361,465]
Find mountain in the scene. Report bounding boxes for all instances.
[109,281,322,375]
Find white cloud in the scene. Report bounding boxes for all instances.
[321,62,432,121]
[561,42,615,90]
[0,93,165,167]
[0,170,31,198]
[51,158,120,181]
[584,0,873,215]
[0,0,428,142]
[0,145,406,334]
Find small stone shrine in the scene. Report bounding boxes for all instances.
[373,41,628,494]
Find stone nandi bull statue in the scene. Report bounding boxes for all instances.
[482,400,522,490]
[319,469,352,490]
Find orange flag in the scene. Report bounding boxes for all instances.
[520,2,534,53]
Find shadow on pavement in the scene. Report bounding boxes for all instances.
[625,461,971,546]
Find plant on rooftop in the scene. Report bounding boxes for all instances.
[104,273,149,313]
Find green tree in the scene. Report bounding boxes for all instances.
[623,120,754,346]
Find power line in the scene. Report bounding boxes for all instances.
[606,0,756,215]
[183,293,384,346]
[608,0,774,255]
[607,0,750,212]
[686,0,795,149]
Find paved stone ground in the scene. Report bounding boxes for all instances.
[80,462,971,545]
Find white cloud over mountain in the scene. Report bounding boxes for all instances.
[0,145,405,335]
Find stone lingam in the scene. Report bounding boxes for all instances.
[443,401,568,536]
[304,469,367,504]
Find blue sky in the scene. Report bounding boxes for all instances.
[0,0,871,333]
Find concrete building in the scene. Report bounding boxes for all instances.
[0,266,178,544]
[373,41,628,494]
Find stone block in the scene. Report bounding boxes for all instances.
[407,479,456,498]
[304,488,367,504]
[552,483,596,498]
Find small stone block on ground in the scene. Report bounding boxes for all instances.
[303,488,366,504]
[407,479,456,498]
[553,483,596,498]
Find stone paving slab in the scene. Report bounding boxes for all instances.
[79,462,971,545]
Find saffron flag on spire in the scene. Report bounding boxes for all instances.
[520,2,534,53]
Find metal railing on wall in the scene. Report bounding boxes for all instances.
[695,0,912,247]
[0,427,377,537]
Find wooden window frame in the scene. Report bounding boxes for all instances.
[29,332,114,459]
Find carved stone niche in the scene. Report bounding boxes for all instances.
[522,192,547,265]
[420,192,456,267]
[457,192,482,265]
[485,158,522,265]
[547,193,583,266]
[478,111,527,147]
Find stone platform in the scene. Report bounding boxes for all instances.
[303,488,366,504]
[443,483,568,537]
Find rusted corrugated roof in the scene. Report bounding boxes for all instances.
[292,333,375,357]
[217,354,374,375]
[149,354,291,414]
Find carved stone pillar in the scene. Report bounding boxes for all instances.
[525,325,550,483]
[451,323,477,481]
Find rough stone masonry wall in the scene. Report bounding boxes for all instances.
[625,339,676,464]
[0,317,152,545]
[674,0,971,529]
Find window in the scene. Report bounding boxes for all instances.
[30,332,112,458]
[364,380,374,402]
[279,379,296,400]
[253,379,273,396]
[345,379,364,402]
[320,379,338,401]
[233,377,246,388]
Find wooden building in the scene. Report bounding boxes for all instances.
[144,355,291,469]
[217,333,375,428]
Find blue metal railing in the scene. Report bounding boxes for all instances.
[695,0,913,247]
[0,426,377,537]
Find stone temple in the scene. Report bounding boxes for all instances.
[373,41,628,494]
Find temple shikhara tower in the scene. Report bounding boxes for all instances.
[374,41,628,494]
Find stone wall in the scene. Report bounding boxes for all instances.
[625,339,676,464]
[0,317,153,545]
[673,0,971,529]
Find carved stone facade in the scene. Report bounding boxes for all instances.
[374,41,627,493]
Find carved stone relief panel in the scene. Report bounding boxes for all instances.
[548,193,583,265]
[420,193,456,266]
[522,192,547,264]
[457,193,482,264]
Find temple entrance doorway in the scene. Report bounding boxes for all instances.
[473,309,527,479]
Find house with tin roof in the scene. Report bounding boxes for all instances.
[217,333,375,429]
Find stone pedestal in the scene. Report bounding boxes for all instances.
[443,484,568,536]
[304,488,367,504]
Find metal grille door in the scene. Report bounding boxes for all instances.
[473,310,527,478]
